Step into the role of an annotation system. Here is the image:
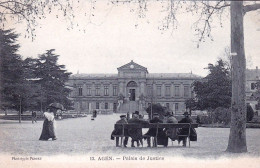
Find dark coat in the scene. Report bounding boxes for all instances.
[128,118,149,141]
[144,117,168,146]
[111,119,128,140]
[178,116,197,141]
[144,117,164,137]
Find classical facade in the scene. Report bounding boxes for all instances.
[67,61,201,115]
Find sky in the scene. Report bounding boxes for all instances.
[6,1,260,77]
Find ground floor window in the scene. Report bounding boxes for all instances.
[175,103,179,111]
[96,102,99,109]
[105,102,108,109]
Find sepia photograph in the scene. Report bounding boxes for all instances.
[0,0,260,167]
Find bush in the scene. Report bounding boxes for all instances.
[212,107,231,125]
[196,115,212,124]
[146,103,166,119]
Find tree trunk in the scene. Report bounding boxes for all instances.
[226,1,247,153]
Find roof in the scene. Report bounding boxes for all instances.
[117,60,148,73]
[70,73,118,79]
[147,73,202,79]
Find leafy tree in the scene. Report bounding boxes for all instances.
[185,98,197,113]
[0,29,25,111]
[33,49,72,110]
[192,59,232,110]
[146,103,166,120]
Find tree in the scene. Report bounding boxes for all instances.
[185,98,197,113]
[192,59,232,110]
[146,103,166,120]
[33,49,72,110]
[0,0,76,40]
[129,1,259,153]
[0,29,25,111]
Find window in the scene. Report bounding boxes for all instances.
[147,85,152,96]
[78,86,83,96]
[184,86,189,97]
[157,86,161,97]
[113,86,118,96]
[87,85,91,96]
[175,86,180,97]
[105,102,108,109]
[166,103,170,109]
[165,86,171,96]
[104,85,109,96]
[175,103,179,111]
[95,85,100,96]
[96,102,99,109]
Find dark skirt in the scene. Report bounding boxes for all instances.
[39,119,56,140]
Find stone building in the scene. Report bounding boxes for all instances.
[67,61,201,115]
[246,66,260,115]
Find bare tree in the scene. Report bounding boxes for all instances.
[111,0,260,153]
[0,0,76,40]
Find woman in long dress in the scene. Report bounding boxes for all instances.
[39,106,58,141]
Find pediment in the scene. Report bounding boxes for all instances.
[117,60,148,73]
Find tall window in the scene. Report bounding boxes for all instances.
[96,102,99,109]
[157,86,161,97]
[105,102,108,109]
[175,103,179,111]
[87,85,91,96]
[78,86,83,96]
[165,86,171,96]
[175,86,180,97]
[113,86,117,96]
[95,85,100,96]
[147,85,152,96]
[104,85,109,96]
[184,86,189,97]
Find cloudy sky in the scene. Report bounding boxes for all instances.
[7,1,260,76]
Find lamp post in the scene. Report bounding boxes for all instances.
[128,92,131,113]
[19,94,21,123]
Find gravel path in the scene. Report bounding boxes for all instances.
[0,114,260,158]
